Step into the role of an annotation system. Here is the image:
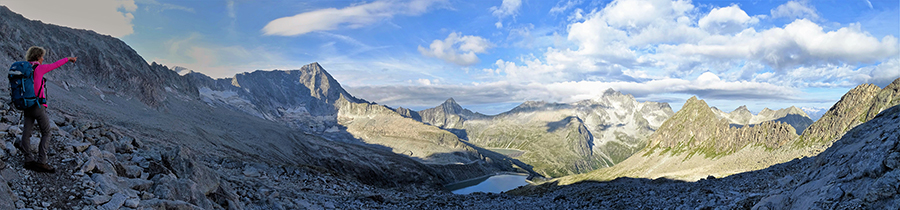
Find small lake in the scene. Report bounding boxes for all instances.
[445,174,530,194]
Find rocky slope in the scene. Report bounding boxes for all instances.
[400,89,674,177]
[711,105,814,135]
[798,78,900,146]
[0,6,191,107]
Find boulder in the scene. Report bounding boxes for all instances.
[71,142,91,153]
[0,176,17,209]
[87,194,112,205]
[6,125,20,136]
[162,147,220,194]
[150,174,217,209]
[92,173,121,196]
[140,199,204,210]
[100,192,127,210]
[4,142,16,156]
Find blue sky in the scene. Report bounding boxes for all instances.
[3,0,899,116]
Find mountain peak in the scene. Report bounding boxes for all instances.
[684,96,706,107]
[602,88,622,96]
[443,97,458,105]
[733,105,750,113]
[304,62,324,71]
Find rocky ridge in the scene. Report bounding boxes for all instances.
[711,105,814,135]
[647,96,799,156]
[0,6,192,107]
[798,78,900,146]
[184,62,364,134]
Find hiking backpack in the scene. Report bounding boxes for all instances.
[8,61,44,110]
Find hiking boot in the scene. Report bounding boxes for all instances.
[24,161,55,173]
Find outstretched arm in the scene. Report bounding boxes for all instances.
[36,57,74,74]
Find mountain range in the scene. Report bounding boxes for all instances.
[559,77,900,183]
[1,5,899,209]
[397,89,674,177]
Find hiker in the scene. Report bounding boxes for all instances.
[16,46,76,173]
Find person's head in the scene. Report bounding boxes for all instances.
[26,46,45,63]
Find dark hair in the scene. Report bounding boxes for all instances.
[26,46,45,62]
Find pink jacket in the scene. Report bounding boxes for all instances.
[29,58,68,107]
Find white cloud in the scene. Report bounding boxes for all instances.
[262,0,448,36]
[418,32,494,66]
[348,71,800,111]
[771,0,819,20]
[135,0,193,13]
[491,0,522,28]
[477,0,898,103]
[698,5,759,34]
[3,0,137,37]
[599,0,694,30]
[226,0,236,18]
[665,19,899,70]
[550,0,583,15]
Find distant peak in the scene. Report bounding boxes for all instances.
[444,97,457,104]
[733,105,750,113]
[602,88,622,96]
[683,96,708,110]
[302,62,325,72]
[686,96,700,102]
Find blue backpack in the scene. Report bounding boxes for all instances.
[8,61,44,110]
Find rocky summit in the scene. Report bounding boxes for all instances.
[798,78,900,146]
[398,89,674,178]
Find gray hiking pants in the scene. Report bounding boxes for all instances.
[21,105,51,164]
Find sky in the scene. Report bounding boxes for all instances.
[2,0,898,116]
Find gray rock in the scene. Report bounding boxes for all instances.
[162,147,220,194]
[4,142,16,156]
[7,126,21,136]
[124,165,143,178]
[322,201,335,208]
[85,146,102,159]
[100,193,126,210]
[76,158,97,176]
[885,152,900,170]
[866,170,900,202]
[91,173,120,196]
[139,199,204,210]
[95,159,117,175]
[26,137,40,153]
[123,197,139,208]
[0,177,17,209]
[71,142,91,153]
[122,178,153,191]
[88,194,112,205]
[150,175,215,209]
[242,166,261,177]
